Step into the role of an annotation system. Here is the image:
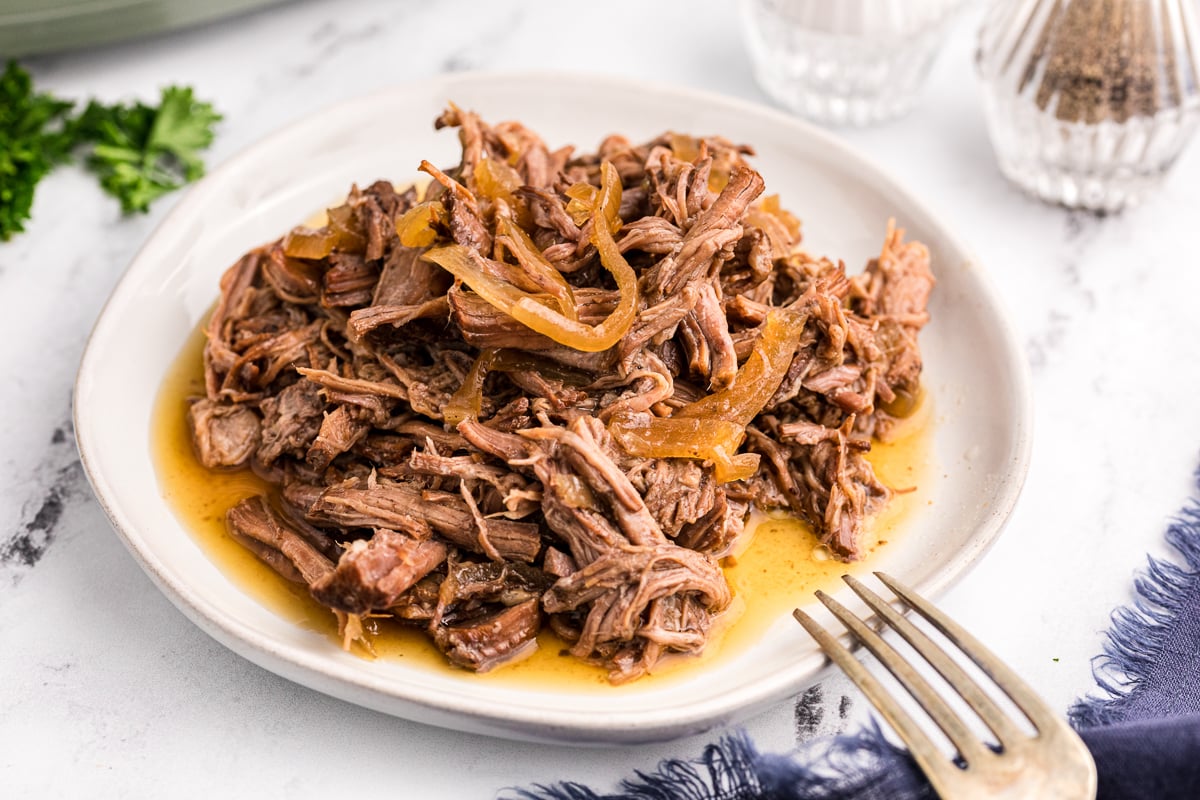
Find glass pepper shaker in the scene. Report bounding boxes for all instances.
[741,0,971,126]
[976,0,1200,212]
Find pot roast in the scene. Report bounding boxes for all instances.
[189,107,934,682]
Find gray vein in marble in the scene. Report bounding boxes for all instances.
[1024,210,1111,371]
[1063,210,1090,241]
[793,685,824,741]
[1,418,85,583]
[1096,457,1122,552]
[242,2,421,113]
[439,5,527,74]
[442,51,475,74]
[1026,308,1070,372]
[290,18,386,79]
[792,681,858,745]
[1059,211,1100,308]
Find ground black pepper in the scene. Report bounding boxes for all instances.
[1017,0,1186,124]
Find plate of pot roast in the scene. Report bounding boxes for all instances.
[75,73,1032,744]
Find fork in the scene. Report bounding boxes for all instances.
[793,572,1097,799]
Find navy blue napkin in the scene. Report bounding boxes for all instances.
[507,483,1200,800]
[1068,504,1200,800]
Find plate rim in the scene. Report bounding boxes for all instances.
[73,69,1034,743]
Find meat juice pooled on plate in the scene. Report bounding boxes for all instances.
[188,106,934,683]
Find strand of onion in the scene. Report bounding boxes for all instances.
[608,309,806,482]
[423,161,637,353]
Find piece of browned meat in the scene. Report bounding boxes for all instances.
[189,398,260,469]
[225,496,334,586]
[256,379,324,466]
[311,528,448,614]
[304,479,542,563]
[434,598,541,672]
[429,558,555,671]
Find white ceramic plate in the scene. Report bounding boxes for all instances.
[75,72,1032,745]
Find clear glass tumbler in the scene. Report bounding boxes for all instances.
[976,0,1200,212]
[740,0,971,126]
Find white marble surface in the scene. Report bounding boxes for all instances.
[3,0,1200,796]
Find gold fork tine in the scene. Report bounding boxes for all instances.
[842,574,1027,747]
[874,572,1061,733]
[792,607,963,793]
[813,589,993,766]
[797,574,1097,799]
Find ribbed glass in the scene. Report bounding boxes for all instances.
[740,0,970,126]
[976,0,1200,212]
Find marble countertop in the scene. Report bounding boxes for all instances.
[4,0,1200,795]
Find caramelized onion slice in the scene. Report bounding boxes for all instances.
[282,227,336,259]
[495,217,576,320]
[678,308,805,425]
[564,166,621,234]
[444,348,497,426]
[565,183,597,227]
[608,414,759,482]
[474,158,522,204]
[423,162,637,354]
[282,203,366,259]
[608,309,804,482]
[395,200,448,248]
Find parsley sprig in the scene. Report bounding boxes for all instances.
[0,61,222,240]
[76,87,222,214]
[0,62,76,240]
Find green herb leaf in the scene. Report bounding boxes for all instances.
[81,86,222,214]
[0,61,76,241]
[0,60,222,239]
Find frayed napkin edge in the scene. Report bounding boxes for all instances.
[501,724,936,800]
[1069,495,1200,729]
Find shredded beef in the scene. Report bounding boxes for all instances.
[189,109,933,681]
